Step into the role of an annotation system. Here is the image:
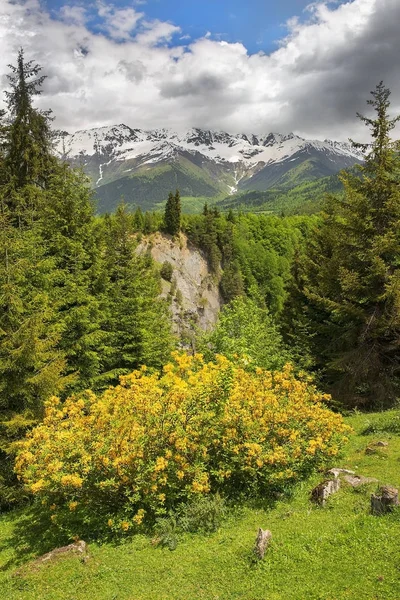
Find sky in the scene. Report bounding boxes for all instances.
[0,0,399,141]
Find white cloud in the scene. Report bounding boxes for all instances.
[96,2,144,41]
[59,5,88,27]
[0,0,399,142]
[135,20,181,46]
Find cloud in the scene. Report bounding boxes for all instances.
[58,5,88,27]
[0,0,399,142]
[135,20,181,46]
[96,2,144,41]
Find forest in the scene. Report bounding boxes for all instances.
[0,50,400,595]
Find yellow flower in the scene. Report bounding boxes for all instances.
[60,474,83,488]
[69,501,78,511]
[133,509,145,525]
[31,479,45,494]
[154,456,168,472]
[121,521,130,531]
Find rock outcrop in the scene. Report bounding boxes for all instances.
[137,233,222,339]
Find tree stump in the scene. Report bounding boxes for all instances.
[311,478,340,505]
[371,486,399,515]
[254,528,272,560]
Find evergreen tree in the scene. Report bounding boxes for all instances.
[164,189,181,236]
[40,166,104,390]
[302,83,400,407]
[100,204,174,384]
[0,204,69,412]
[220,260,244,302]
[3,49,55,220]
[133,206,144,231]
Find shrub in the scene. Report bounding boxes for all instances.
[198,296,290,371]
[177,493,226,533]
[153,494,226,550]
[0,411,37,510]
[160,261,173,282]
[15,353,351,537]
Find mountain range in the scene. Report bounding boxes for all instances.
[56,125,364,213]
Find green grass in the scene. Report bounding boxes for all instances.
[1,411,400,599]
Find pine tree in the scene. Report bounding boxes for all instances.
[164,189,181,236]
[302,82,400,407]
[100,204,174,385]
[133,206,144,231]
[3,49,55,221]
[40,165,104,390]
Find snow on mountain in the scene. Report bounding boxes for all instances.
[57,124,364,175]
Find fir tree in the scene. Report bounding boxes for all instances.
[4,49,55,220]
[100,204,174,384]
[164,189,181,236]
[302,83,400,407]
[40,166,104,390]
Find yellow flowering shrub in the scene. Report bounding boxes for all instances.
[15,353,351,535]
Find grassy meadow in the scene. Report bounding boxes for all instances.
[1,410,399,600]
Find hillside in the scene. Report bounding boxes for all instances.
[1,410,399,599]
[217,172,344,214]
[56,125,363,214]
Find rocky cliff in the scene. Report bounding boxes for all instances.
[136,232,222,341]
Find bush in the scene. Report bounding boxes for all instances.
[153,494,226,550]
[178,493,226,533]
[0,412,37,510]
[15,353,351,538]
[199,296,290,371]
[160,261,173,282]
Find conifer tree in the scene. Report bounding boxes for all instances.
[164,189,181,236]
[0,51,68,412]
[133,206,144,231]
[302,83,400,407]
[40,165,104,389]
[3,49,55,220]
[100,203,174,384]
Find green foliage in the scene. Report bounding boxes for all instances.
[298,83,400,408]
[3,49,55,213]
[154,494,226,549]
[362,409,400,435]
[199,296,290,371]
[99,203,174,385]
[0,214,69,412]
[184,211,305,317]
[177,493,226,534]
[163,190,181,236]
[15,353,349,539]
[40,166,104,390]
[160,261,173,282]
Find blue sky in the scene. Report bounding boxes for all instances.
[43,0,319,54]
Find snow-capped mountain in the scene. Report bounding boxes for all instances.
[56,124,363,213]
